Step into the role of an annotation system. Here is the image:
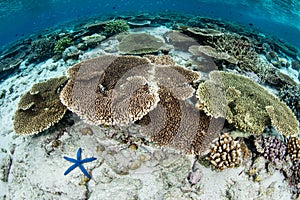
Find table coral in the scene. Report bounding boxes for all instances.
[141,86,223,155]
[196,71,299,136]
[13,76,68,135]
[118,33,165,54]
[60,55,198,128]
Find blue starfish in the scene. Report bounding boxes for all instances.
[63,148,97,179]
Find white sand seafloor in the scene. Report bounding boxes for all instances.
[0,27,297,200]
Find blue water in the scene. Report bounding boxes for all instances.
[0,0,300,51]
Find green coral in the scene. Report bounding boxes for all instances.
[196,71,299,136]
[13,76,68,135]
[104,20,129,36]
[54,37,73,54]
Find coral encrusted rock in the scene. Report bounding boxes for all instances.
[206,133,242,171]
[196,71,299,136]
[14,76,68,135]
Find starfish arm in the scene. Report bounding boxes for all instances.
[77,148,82,160]
[63,156,78,163]
[64,163,78,176]
[78,164,91,179]
[79,157,97,164]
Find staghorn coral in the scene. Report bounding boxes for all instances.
[288,137,300,162]
[196,71,299,136]
[206,133,242,171]
[14,76,68,135]
[119,33,165,55]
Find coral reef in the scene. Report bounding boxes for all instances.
[60,55,157,126]
[62,46,81,61]
[188,45,237,64]
[0,44,29,80]
[60,55,199,129]
[141,86,224,155]
[118,33,165,54]
[206,133,242,171]
[27,38,56,63]
[13,76,68,135]
[103,20,129,36]
[54,37,74,54]
[144,54,175,66]
[261,137,287,166]
[278,85,300,121]
[196,71,299,136]
[288,137,300,162]
[163,31,198,50]
[82,33,106,49]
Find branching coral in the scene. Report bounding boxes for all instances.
[261,137,287,165]
[196,71,299,136]
[104,20,129,36]
[206,133,242,171]
[288,137,300,162]
[54,37,73,54]
[28,38,56,63]
[14,76,68,135]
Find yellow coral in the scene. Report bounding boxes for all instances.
[197,71,299,136]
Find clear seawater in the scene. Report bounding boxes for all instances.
[1,0,300,50]
[1,1,300,199]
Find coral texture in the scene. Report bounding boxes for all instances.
[60,55,158,126]
[141,86,224,155]
[288,137,300,162]
[28,38,56,63]
[60,55,198,127]
[196,71,299,136]
[13,76,68,135]
[278,85,300,121]
[54,37,73,54]
[206,133,242,171]
[103,20,129,36]
[119,33,165,54]
[262,137,287,165]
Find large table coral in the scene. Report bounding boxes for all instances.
[13,76,68,135]
[196,71,299,137]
